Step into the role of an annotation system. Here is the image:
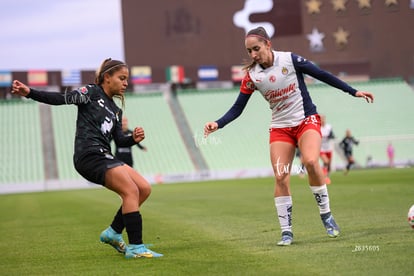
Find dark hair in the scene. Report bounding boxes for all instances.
[95,58,128,85]
[245,26,271,42]
[243,27,271,71]
[95,58,128,108]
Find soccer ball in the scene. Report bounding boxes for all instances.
[408,205,414,229]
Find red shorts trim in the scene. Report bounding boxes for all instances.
[320,151,333,159]
[269,114,321,145]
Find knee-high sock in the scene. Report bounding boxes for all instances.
[310,185,330,214]
[123,211,143,245]
[110,206,124,233]
[274,196,293,233]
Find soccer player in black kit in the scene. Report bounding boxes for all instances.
[11,58,162,259]
[340,129,360,174]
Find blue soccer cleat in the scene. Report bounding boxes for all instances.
[100,226,126,253]
[125,244,163,259]
[321,212,340,238]
[277,231,293,246]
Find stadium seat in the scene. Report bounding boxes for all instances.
[0,100,44,184]
[177,89,270,171]
[308,78,414,168]
[122,93,195,175]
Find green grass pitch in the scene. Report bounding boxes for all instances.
[1,167,413,275]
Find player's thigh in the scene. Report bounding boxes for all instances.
[270,141,296,178]
[298,129,321,164]
[124,165,152,195]
[105,165,138,196]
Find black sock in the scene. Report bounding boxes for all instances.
[110,206,124,234]
[123,211,143,245]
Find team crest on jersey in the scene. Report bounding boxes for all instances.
[282,67,289,75]
[269,75,276,83]
[77,86,88,94]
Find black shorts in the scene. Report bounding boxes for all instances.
[74,151,124,186]
[344,150,353,158]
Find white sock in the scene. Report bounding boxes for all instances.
[310,185,330,214]
[274,196,292,233]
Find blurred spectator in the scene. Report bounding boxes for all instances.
[387,142,395,167]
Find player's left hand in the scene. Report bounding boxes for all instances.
[133,127,145,143]
[355,91,374,103]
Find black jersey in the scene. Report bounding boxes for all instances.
[27,85,136,161]
[340,136,359,153]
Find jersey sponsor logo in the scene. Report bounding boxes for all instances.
[264,83,296,102]
[269,75,276,83]
[276,101,293,112]
[101,116,114,135]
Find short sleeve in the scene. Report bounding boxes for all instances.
[240,72,256,94]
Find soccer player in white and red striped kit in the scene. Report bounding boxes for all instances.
[204,26,374,245]
[320,115,335,184]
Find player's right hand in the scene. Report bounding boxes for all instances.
[204,122,218,137]
[11,80,30,97]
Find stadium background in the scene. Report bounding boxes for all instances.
[1,0,413,193]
